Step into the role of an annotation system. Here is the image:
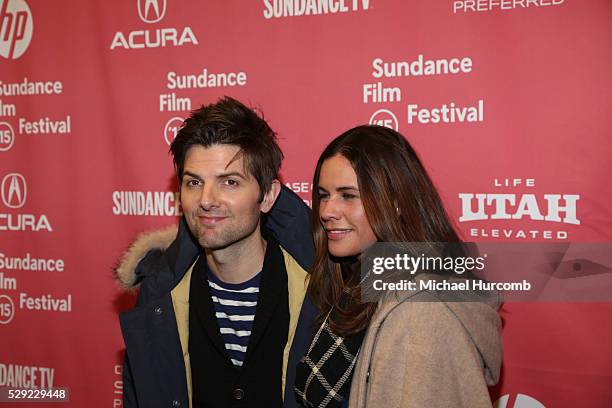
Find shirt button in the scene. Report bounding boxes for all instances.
[232,388,245,400]
[154,306,163,315]
[171,400,180,407]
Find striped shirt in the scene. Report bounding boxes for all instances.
[207,270,261,368]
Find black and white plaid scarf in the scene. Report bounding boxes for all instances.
[293,310,366,407]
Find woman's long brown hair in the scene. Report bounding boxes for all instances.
[309,125,462,336]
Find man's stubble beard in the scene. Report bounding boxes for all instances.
[190,212,262,251]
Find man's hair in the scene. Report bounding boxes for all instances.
[170,96,283,200]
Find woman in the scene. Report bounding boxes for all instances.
[294,125,502,407]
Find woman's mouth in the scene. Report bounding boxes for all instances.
[326,228,352,240]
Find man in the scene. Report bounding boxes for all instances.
[116,97,316,408]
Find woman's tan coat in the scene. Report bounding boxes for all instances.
[349,275,502,407]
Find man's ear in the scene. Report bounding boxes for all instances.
[260,180,281,214]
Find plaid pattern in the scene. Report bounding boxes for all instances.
[294,314,365,407]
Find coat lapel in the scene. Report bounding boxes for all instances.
[189,256,231,361]
[243,239,287,365]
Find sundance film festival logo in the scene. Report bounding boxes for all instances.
[369,109,399,131]
[0,0,33,60]
[0,294,15,324]
[110,0,198,50]
[164,116,183,146]
[0,121,15,151]
[1,173,26,209]
[138,0,167,23]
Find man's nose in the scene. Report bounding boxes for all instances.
[199,183,219,210]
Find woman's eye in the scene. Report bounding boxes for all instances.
[318,192,329,200]
[342,193,357,199]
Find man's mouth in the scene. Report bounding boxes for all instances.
[198,215,227,225]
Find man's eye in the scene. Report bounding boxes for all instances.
[318,192,329,200]
[186,179,200,187]
[224,179,239,187]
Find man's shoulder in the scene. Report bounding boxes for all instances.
[265,185,314,271]
[278,245,309,276]
[115,224,178,289]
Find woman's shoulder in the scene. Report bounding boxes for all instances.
[371,288,502,385]
[377,293,463,338]
[379,288,500,335]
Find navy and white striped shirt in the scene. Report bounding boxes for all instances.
[207,270,261,367]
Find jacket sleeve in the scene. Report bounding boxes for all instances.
[364,302,495,408]
[121,267,150,408]
[122,350,139,408]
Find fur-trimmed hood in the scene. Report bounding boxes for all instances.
[115,224,178,289]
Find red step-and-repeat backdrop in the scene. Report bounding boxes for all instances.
[1,0,611,406]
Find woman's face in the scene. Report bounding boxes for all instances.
[317,154,378,258]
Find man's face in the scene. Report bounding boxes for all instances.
[180,144,275,250]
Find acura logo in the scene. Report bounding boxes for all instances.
[138,0,166,23]
[1,173,27,209]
